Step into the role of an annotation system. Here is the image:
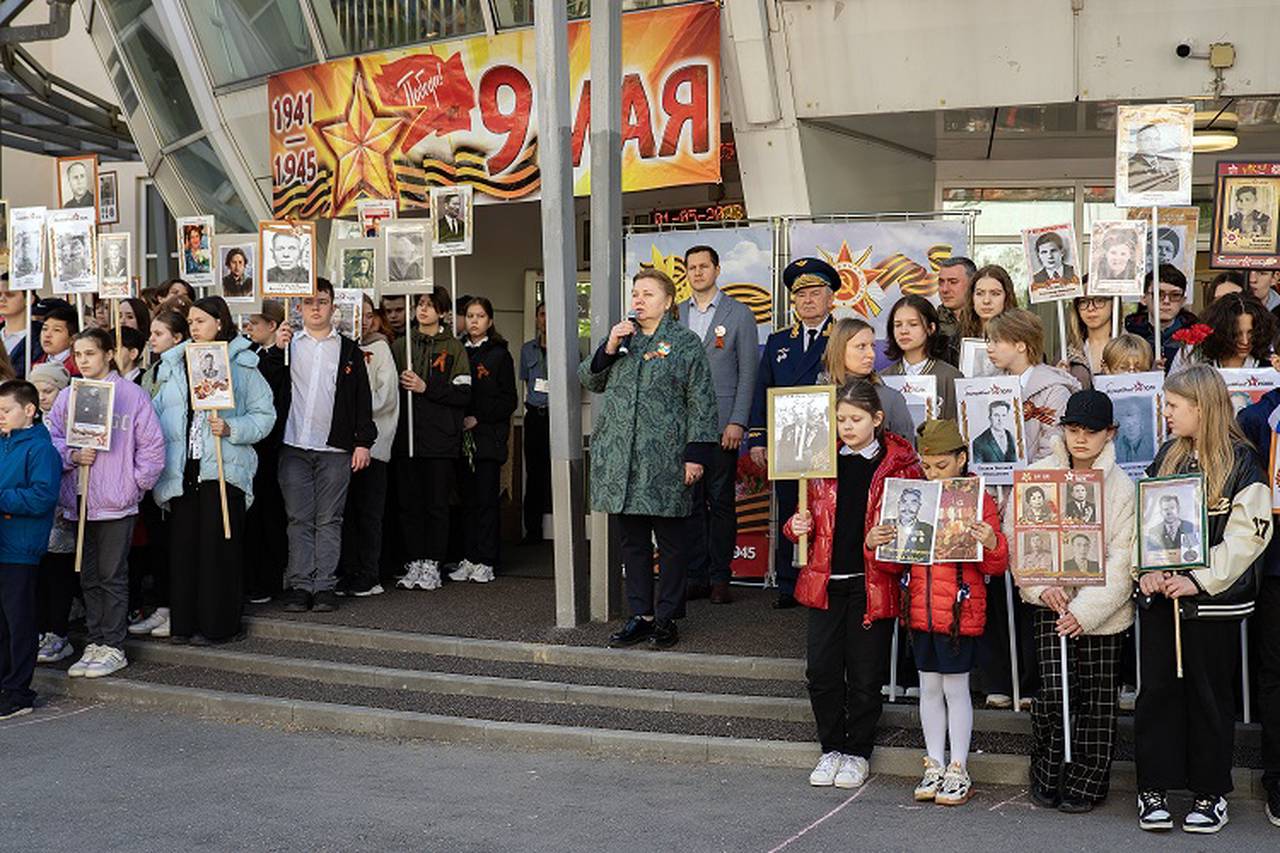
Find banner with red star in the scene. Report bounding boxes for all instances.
[268,2,721,219]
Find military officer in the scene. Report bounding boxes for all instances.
[748,257,839,608]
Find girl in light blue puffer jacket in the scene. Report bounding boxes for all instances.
[152,297,275,643]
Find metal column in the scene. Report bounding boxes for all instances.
[588,0,623,622]
[534,0,590,627]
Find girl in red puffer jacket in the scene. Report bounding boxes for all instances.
[888,419,1008,807]
[784,379,922,792]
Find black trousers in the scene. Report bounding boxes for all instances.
[397,456,454,564]
[685,446,737,586]
[618,513,685,621]
[169,483,246,642]
[1135,597,1239,796]
[0,563,38,705]
[773,479,799,594]
[1257,576,1280,793]
[806,577,893,757]
[244,446,287,600]
[461,458,503,568]
[973,573,1038,698]
[35,551,76,637]
[522,406,550,539]
[130,494,169,611]
[1030,610,1123,803]
[340,459,388,588]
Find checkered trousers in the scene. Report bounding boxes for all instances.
[1030,608,1124,803]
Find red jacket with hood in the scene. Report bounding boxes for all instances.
[783,430,922,620]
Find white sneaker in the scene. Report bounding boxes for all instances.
[396,561,424,590]
[934,762,972,806]
[448,559,476,582]
[809,751,842,787]
[468,563,495,584]
[38,634,75,664]
[1119,685,1137,712]
[834,754,869,789]
[83,646,128,678]
[985,693,1013,709]
[914,756,945,801]
[128,608,168,636]
[67,644,101,678]
[150,611,171,638]
[413,560,442,590]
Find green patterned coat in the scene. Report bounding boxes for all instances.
[579,314,720,516]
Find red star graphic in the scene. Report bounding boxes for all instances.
[314,71,407,214]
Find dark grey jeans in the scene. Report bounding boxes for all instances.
[280,446,352,594]
[81,516,137,648]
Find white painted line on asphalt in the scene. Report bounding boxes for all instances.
[988,789,1033,812]
[765,776,876,853]
[0,702,104,730]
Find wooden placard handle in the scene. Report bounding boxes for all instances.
[74,463,89,573]
[213,409,231,539]
[796,479,809,567]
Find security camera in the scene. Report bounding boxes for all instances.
[1176,43,1193,58]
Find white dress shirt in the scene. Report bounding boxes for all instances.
[284,325,343,453]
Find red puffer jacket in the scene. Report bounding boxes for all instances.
[783,431,922,621]
[886,487,1008,638]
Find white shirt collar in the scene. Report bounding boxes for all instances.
[840,439,881,459]
[300,325,339,343]
[1018,365,1034,391]
[465,336,488,348]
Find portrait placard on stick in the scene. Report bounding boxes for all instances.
[1088,220,1146,297]
[1127,206,1199,300]
[935,476,985,563]
[56,154,99,213]
[1210,161,1280,270]
[430,185,473,257]
[955,376,1026,485]
[1220,368,1280,415]
[332,288,363,338]
[880,374,936,432]
[1094,372,1164,480]
[1115,104,1194,208]
[1136,473,1207,571]
[333,237,382,292]
[47,208,97,295]
[258,220,317,298]
[97,171,119,225]
[176,215,215,287]
[1011,468,1106,587]
[876,478,941,565]
[66,378,115,451]
[357,198,396,237]
[958,338,999,378]
[383,221,432,293]
[1023,223,1083,303]
[213,233,261,313]
[8,205,47,291]
[97,232,132,298]
[185,341,235,538]
[766,386,837,481]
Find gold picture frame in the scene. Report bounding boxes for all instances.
[766,384,837,481]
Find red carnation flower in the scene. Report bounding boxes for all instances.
[1171,323,1213,346]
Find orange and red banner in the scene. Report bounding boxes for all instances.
[268,2,721,218]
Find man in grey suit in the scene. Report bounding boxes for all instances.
[679,245,759,605]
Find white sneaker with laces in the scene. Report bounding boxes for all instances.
[834,754,869,789]
[128,608,169,636]
[468,563,495,584]
[985,693,1013,709]
[809,751,842,787]
[414,560,442,590]
[38,634,75,664]
[934,762,972,806]
[914,756,945,801]
[448,560,476,582]
[83,646,128,679]
[150,611,171,638]
[1183,795,1228,834]
[67,644,101,678]
[396,561,424,590]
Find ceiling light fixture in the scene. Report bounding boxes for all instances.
[1193,109,1239,153]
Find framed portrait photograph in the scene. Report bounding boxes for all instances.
[1128,207,1199,301]
[97,232,132,298]
[1220,367,1280,415]
[880,374,936,432]
[47,208,97,295]
[955,376,1026,485]
[383,221,432,292]
[766,385,837,481]
[185,341,234,411]
[7,205,45,291]
[1061,479,1100,525]
[66,378,115,450]
[332,287,363,338]
[56,154,99,213]
[430,185,473,257]
[1012,467,1105,586]
[1016,481,1060,526]
[1211,161,1280,269]
[258,220,316,298]
[1114,103,1194,208]
[97,171,119,225]
[958,338,999,379]
[357,198,396,237]
[875,477,941,565]
[935,476,985,563]
[1088,220,1146,297]
[176,215,215,287]
[1137,473,1208,571]
[333,237,382,292]
[1022,223,1083,303]
[1094,371,1163,479]
[212,233,259,312]
[1016,530,1060,579]
[1059,529,1105,583]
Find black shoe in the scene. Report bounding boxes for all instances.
[169,635,191,645]
[710,581,733,604]
[1030,784,1060,809]
[1137,790,1173,831]
[1267,786,1280,827]
[0,696,33,721]
[312,590,339,612]
[649,619,679,649]
[686,583,711,601]
[280,589,312,613]
[1058,797,1093,814]
[189,635,211,647]
[773,593,798,609]
[1182,794,1228,834]
[608,616,654,648]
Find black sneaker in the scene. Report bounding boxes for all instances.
[1267,786,1280,827]
[1183,795,1228,834]
[0,696,33,721]
[608,616,654,648]
[1030,783,1060,809]
[648,618,679,649]
[773,593,798,609]
[312,590,339,613]
[280,588,312,613]
[1137,790,1173,831]
[1058,797,1093,814]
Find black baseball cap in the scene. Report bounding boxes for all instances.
[33,297,73,318]
[1059,389,1114,430]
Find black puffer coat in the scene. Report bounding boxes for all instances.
[464,337,517,463]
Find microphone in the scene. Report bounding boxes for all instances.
[617,311,639,355]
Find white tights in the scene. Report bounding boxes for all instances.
[918,671,973,768]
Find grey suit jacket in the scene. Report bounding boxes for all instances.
[679,291,759,433]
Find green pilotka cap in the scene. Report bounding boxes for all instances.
[917,419,966,455]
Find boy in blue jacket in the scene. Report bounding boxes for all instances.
[0,380,62,719]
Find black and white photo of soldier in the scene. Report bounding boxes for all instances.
[1127,123,1181,195]
[971,398,1019,463]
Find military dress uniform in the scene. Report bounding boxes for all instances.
[747,258,840,603]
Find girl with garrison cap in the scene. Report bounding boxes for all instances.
[887,419,1008,807]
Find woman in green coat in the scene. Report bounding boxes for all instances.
[580,269,719,651]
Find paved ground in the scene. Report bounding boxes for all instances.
[5,699,1275,852]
